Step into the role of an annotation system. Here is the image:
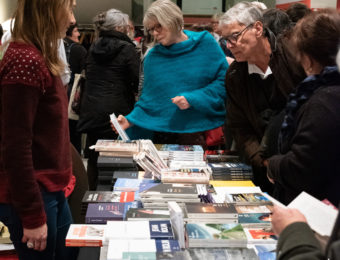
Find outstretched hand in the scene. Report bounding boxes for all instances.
[171,96,190,110]
[111,114,131,134]
[22,223,48,251]
[271,206,307,236]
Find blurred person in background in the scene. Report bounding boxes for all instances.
[77,8,140,190]
[286,2,311,25]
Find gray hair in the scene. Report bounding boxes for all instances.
[220,1,263,26]
[143,0,183,33]
[93,8,129,32]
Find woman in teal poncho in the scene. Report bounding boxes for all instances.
[116,0,228,146]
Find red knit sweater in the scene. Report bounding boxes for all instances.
[0,42,72,229]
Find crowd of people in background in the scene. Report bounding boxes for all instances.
[0,0,339,259]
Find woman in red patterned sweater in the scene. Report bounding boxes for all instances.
[0,0,78,259]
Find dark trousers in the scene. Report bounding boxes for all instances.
[0,191,78,260]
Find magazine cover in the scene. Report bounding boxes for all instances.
[186,223,246,240]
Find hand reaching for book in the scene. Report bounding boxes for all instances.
[271,206,307,235]
[171,96,190,110]
[111,115,131,134]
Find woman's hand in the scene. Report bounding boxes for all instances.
[171,96,190,110]
[271,206,307,236]
[22,223,48,251]
[111,115,131,133]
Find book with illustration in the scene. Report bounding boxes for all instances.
[66,224,105,247]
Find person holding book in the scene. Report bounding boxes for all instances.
[114,0,227,147]
[77,8,140,190]
[267,9,340,206]
[272,205,340,259]
[0,0,78,259]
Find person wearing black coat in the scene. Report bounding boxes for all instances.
[267,10,340,206]
[77,9,140,190]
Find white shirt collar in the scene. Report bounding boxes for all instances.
[248,63,272,79]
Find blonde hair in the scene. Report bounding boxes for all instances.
[12,0,73,76]
[143,0,183,33]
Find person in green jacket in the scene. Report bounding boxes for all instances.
[272,205,340,259]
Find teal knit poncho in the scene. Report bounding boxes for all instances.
[126,30,228,139]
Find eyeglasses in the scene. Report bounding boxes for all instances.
[224,24,253,45]
[147,23,162,34]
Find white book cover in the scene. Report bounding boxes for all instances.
[107,239,129,260]
[288,191,338,236]
[104,221,126,240]
[109,113,130,141]
[126,221,150,239]
[66,224,105,246]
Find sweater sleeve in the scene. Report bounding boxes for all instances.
[277,222,324,260]
[179,34,227,119]
[1,83,46,229]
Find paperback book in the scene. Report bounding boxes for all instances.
[185,203,238,219]
[125,208,170,221]
[85,202,139,224]
[105,220,174,240]
[66,224,105,247]
[186,223,247,247]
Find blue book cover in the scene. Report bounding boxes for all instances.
[255,245,276,260]
[114,179,143,191]
[155,240,180,252]
[85,202,139,224]
[139,182,160,193]
[238,213,272,224]
[149,220,174,239]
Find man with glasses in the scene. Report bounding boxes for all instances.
[219,2,305,194]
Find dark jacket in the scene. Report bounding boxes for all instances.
[277,205,340,259]
[268,69,340,206]
[77,30,140,134]
[225,30,305,167]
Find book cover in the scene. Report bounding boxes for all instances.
[235,205,273,213]
[126,208,170,221]
[161,168,210,184]
[226,193,272,205]
[82,191,135,203]
[185,203,238,219]
[85,202,138,224]
[244,227,277,243]
[113,179,143,192]
[149,220,174,240]
[186,223,246,240]
[159,144,203,152]
[238,213,272,224]
[187,248,258,259]
[97,156,135,168]
[140,183,198,198]
[65,224,104,247]
[155,240,180,252]
[113,170,139,179]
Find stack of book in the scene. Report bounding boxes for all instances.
[184,203,238,224]
[208,162,253,181]
[225,192,273,206]
[235,205,273,226]
[158,144,204,163]
[81,191,137,217]
[104,220,175,241]
[66,224,106,247]
[125,208,171,221]
[90,139,140,157]
[160,168,211,184]
[106,239,181,260]
[205,154,240,163]
[139,183,201,208]
[97,156,138,190]
[186,223,248,248]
